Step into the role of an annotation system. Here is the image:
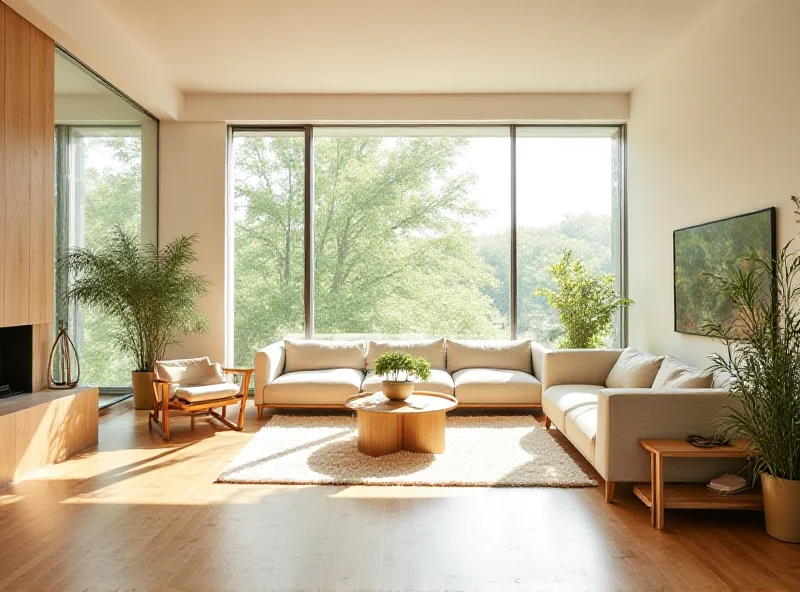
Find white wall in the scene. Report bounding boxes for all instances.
[158,123,228,363]
[627,0,800,367]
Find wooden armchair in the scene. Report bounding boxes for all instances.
[148,357,253,441]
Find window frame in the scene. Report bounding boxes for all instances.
[227,123,627,361]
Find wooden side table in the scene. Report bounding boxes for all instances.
[634,439,763,529]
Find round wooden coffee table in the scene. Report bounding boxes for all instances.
[345,391,458,457]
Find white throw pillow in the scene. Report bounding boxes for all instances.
[284,339,366,373]
[605,347,664,388]
[366,338,446,371]
[445,339,532,373]
[651,356,714,389]
[155,357,212,384]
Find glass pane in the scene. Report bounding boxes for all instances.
[231,132,305,366]
[69,129,143,387]
[515,128,620,347]
[313,128,511,340]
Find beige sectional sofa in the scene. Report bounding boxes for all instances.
[541,348,742,502]
[255,337,547,417]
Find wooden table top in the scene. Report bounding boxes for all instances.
[345,391,458,414]
[639,438,754,458]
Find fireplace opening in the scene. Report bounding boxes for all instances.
[0,325,33,400]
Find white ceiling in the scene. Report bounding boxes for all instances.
[99,0,719,94]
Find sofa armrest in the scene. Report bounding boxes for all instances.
[541,349,622,392]
[254,341,286,406]
[595,388,739,483]
[530,342,550,382]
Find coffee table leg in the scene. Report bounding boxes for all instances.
[402,411,446,454]
[357,411,402,457]
[654,452,665,530]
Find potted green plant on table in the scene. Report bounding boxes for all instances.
[705,197,800,543]
[60,227,209,410]
[374,352,432,401]
[537,250,633,348]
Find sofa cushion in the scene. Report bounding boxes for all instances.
[283,339,366,373]
[605,347,664,389]
[452,368,541,405]
[652,356,714,389]
[361,369,454,395]
[366,338,446,371]
[263,368,364,405]
[446,339,532,373]
[175,382,241,403]
[565,405,598,465]
[542,384,603,431]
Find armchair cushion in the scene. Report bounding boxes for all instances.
[542,384,603,431]
[452,368,541,404]
[283,339,366,373]
[175,383,241,403]
[605,347,664,389]
[155,357,226,398]
[652,356,714,389]
[361,368,454,395]
[446,339,532,373]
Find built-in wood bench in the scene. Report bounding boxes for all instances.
[0,387,99,487]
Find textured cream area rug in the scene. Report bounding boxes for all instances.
[217,415,596,487]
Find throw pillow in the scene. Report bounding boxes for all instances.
[284,339,366,373]
[605,347,664,388]
[445,339,532,373]
[651,356,714,389]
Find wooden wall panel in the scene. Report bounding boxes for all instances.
[0,5,6,328]
[28,27,53,325]
[31,322,53,392]
[3,7,31,326]
[43,39,55,323]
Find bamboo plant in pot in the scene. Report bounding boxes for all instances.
[374,352,431,401]
[705,197,800,543]
[60,227,209,410]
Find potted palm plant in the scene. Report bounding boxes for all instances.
[374,352,431,401]
[61,227,209,410]
[705,197,800,543]
[537,250,633,348]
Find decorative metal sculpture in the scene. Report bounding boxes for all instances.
[48,321,80,389]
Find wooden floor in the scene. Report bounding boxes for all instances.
[0,402,797,592]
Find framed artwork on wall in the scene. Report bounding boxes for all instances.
[673,207,776,336]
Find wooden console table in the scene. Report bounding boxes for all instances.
[0,387,99,487]
[633,439,762,530]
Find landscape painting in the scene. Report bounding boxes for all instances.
[673,208,775,336]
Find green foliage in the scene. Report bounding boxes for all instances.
[536,251,632,349]
[374,352,432,383]
[60,227,209,372]
[706,197,800,482]
[231,135,617,366]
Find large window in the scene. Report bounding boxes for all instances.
[54,49,158,390]
[229,126,623,363]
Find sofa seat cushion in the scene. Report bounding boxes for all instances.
[446,339,532,373]
[542,384,603,431]
[361,369,454,395]
[366,339,446,371]
[283,339,366,373]
[175,382,241,403]
[564,404,598,465]
[452,368,541,405]
[263,368,364,405]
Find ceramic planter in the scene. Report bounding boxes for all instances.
[761,473,800,543]
[381,380,414,401]
[131,371,155,410]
